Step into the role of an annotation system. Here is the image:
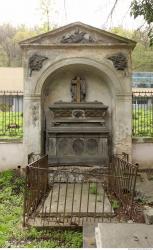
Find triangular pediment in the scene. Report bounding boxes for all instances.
[20,22,136,48]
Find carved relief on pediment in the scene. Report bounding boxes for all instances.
[60,28,96,44]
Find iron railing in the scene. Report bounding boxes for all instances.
[0,91,23,138]
[0,90,153,138]
[23,154,138,228]
[24,168,114,227]
[110,155,138,214]
[132,91,153,137]
[23,155,48,226]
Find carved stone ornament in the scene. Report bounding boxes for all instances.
[60,28,95,43]
[72,110,85,119]
[28,54,48,76]
[107,53,128,70]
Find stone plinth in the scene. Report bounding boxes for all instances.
[95,223,153,248]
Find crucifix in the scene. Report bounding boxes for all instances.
[71,76,86,103]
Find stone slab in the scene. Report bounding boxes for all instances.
[95,223,153,248]
[38,183,112,214]
[83,223,97,248]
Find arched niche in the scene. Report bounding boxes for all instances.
[35,57,124,96]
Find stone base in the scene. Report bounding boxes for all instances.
[95,223,153,248]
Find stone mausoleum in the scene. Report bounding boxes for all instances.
[20,22,136,166]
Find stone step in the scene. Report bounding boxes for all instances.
[95,223,153,248]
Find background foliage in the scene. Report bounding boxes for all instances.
[111,26,153,71]
[131,0,153,46]
[0,0,152,70]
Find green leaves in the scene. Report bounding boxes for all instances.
[0,111,23,139]
[133,108,153,136]
[130,0,153,46]
[111,199,120,209]
[131,0,153,24]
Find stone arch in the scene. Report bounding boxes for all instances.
[36,57,124,159]
[34,57,124,97]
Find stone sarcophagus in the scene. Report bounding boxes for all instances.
[46,102,109,166]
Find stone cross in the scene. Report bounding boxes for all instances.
[71,76,86,103]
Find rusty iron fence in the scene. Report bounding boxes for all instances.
[23,153,138,228]
[132,91,153,137]
[0,91,23,138]
[33,168,113,227]
[23,155,48,226]
[109,155,138,214]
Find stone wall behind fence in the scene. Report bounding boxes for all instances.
[132,138,153,169]
[0,139,153,171]
[0,141,24,171]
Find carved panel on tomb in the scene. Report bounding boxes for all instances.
[86,138,98,155]
[46,101,109,165]
[73,139,85,155]
[50,104,107,120]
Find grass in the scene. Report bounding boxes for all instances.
[0,170,83,248]
[133,107,153,137]
[111,199,120,210]
[0,111,23,139]
[133,108,153,137]
[89,183,97,195]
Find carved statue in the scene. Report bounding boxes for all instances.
[71,79,77,102]
[80,78,86,102]
[28,54,48,76]
[107,53,128,70]
[61,29,95,44]
[71,76,86,103]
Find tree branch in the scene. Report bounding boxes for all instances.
[104,0,119,26]
[64,0,67,21]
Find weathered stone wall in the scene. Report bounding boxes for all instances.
[23,47,131,97]
[0,141,24,171]
[43,66,111,105]
[132,138,153,169]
